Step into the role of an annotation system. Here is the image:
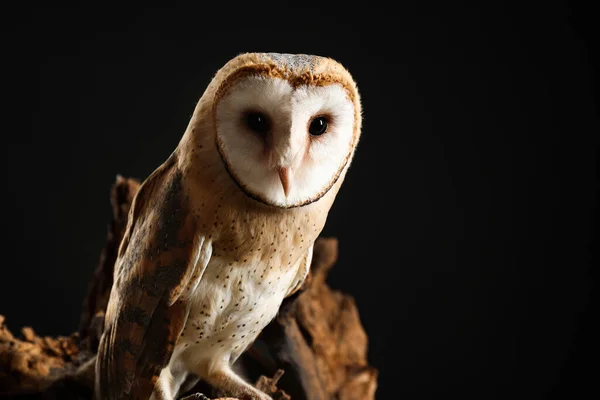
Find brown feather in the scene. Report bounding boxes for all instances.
[96,151,200,400]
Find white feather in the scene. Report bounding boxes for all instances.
[161,251,302,398]
[215,75,355,208]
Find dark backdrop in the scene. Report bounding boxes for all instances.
[1,2,597,399]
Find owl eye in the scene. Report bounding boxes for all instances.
[308,116,328,136]
[245,111,270,134]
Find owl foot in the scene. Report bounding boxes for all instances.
[180,393,211,400]
[200,365,273,400]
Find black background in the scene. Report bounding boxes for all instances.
[0,1,597,399]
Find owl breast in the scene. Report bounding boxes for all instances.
[173,253,300,371]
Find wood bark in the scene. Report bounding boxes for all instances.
[0,177,377,399]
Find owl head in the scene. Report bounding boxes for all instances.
[190,52,362,209]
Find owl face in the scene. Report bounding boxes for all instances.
[214,68,358,209]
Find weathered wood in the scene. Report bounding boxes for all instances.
[0,176,377,399]
[78,175,140,353]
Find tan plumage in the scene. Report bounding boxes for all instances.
[95,52,362,400]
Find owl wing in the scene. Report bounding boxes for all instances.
[96,153,212,400]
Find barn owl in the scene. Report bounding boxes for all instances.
[95,52,362,400]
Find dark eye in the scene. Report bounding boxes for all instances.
[245,112,270,134]
[308,116,328,136]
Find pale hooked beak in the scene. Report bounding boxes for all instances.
[278,167,292,197]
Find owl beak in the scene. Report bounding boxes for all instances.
[278,167,292,197]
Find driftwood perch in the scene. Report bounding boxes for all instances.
[0,176,377,399]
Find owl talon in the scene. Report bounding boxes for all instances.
[180,393,211,400]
